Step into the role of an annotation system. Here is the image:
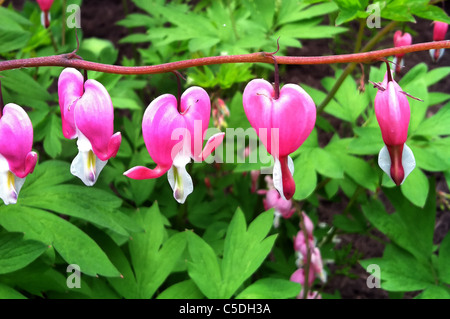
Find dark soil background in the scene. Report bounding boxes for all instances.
[6,0,450,299]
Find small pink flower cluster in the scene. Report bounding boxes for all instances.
[290,213,326,299]
[257,176,295,228]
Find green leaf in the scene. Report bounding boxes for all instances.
[333,210,368,233]
[0,261,68,297]
[236,278,301,299]
[0,233,48,274]
[0,206,120,277]
[43,114,63,158]
[438,231,450,285]
[410,140,450,172]
[347,127,383,155]
[186,231,223,299]
[220,209,277,299]
[333,0,367,25]
[312,147,344,179]
[412,5,450,24]
[293,150,317,200]
[188,37,220,52]
[1,69,52,102]
[415,285,450,299]
[85,228,138,299]
[362,184,435,261]
[23,160,74,189]
[277,23,347,39]
[21,184,135,237]
[0,283,26,299]
[333,152,378,191]
[187,209,276,299]
[129,203,187,299]
[278,2,338,25]
[360,244,435,292]
[423,67,450,87]
[157,279,204,299]
[415,102,450,137]
[0,27,31,53]
[400,168,429,208]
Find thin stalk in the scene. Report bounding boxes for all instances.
[317,21,398,115]
[354,19,366,54]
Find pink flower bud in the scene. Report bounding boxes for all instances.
[430,21,448,62]
[433,21,448,41]
[393,31,412,73]
[374,71,415,185]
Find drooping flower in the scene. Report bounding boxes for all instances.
[58,68,122,186]
[37,0,54,28]
[124,87,225,204]
[374,67,415,185]
[430,21,448,62]
[0,104,38,205]
[243,79,316,200]
[392,31,412,74]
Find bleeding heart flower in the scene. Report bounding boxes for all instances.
[37,0,54,28]
[58,68,122,186]
[290,267,315,288]
[392,31,412,73]
[430,21,448,62]
[243,79,316,200]
[0,104,38,205]
[124,87,225,204]
[374,68,415,185]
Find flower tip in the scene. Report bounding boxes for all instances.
[107,132,122,159]
[25,151,38,176]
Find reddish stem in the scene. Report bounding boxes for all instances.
[0,41,448,75]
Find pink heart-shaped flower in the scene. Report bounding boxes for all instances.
[125,86,224,204]
[243,79,316,200]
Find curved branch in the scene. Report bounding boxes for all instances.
[0,41,449,74]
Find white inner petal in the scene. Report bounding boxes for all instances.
[0,155,25,205]
[429,49,445,62]
[272,156,294,201]
[402,144,416,183]
[167,152,193,204]
[378,144,416,185]
[70,132,107,186]
[40,11,51,27]
[378,145,391,179]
